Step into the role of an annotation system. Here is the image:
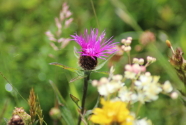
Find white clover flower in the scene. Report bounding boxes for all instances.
[162,80,173,93]
[118,86,138,103]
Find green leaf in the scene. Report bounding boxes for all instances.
[49,62,79,73]
[49,81,75,125]
[94,71,109,75]
[70,75,85,83]
[74,47,80,58]
[70,94,81,109]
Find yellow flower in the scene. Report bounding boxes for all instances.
[90,98,134,125]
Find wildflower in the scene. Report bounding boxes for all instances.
[134,118,152,125]
[139,31,155,45]
[121,45,131,52]
[90,98,134,125]
[146,56,156,64]
[71,29,117,70]
[138,58,145,65]
[49,107,61,120]
[121,37,132,46]
[92,75,123,96]
[118,86,138,103]
[124,71,136,79]
[170,91,178,99]
[133,58,139,64]
[135,75,162,103]
[162,81,173,93]
[124,64,146,79]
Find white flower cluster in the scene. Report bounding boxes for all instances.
[121,37,132,52]
[92,74,124,96]
[92,57,176,103]
[121,70,175,104]
[134,118,152,125]
[92,53,178,124]
[134,74,162,103]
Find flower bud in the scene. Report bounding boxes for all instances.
[170,92,178,99]
[133,58,139,64]
[139,58,144,65]
[92,80,98,86]
[49,107,61,120]
[162,81,173,93]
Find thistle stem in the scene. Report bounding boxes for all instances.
[78,71,91,125]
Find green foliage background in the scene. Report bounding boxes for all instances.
[1,0,186,124]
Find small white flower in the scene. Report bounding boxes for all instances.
[134,118,152,125]
[139,58,144,65]
[99,77,109,85]
[124,71,136,79]
[95,75,124,96]
[92,80,98,86]
[112,74,123,81]
[118,86,138,103]
[171,91,178,99]
[133,58,139,64]
[135,74,162,102]
[98,81,122,96]
[162,81,173,93]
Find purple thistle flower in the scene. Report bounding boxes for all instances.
[71,29,117,59]
[71,29,117,70]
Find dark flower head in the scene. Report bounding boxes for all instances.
[71,29,117,70]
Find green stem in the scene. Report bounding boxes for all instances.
[127,52,131,64]
[90,0,100,29]
[136,102,142,116]
[78,71,91,125]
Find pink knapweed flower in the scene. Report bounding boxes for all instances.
[71,29,117,70]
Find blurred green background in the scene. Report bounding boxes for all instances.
[1,0,186,124]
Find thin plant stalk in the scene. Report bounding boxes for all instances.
[78,71,91,125]
[136,102,142,116]
[127,52,131,64]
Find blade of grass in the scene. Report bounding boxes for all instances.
[110,0,142,32]
[49,62,79,73]
[49,80,75,125]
